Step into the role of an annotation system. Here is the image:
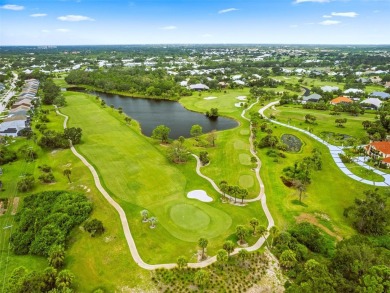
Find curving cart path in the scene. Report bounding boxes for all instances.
[55,99,274,269]
[260,101,390,187]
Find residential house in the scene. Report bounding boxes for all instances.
[370,76,382,84]
[0,120,28,137]
[344,88,364,95]
[365,141,390,168]
[370,91,390,100]
[330,96,353,105]
[302,93,322,104]
[385,82,390,89]
[189,84,209,91]
[360,98,382,110]
[321,85,339,92]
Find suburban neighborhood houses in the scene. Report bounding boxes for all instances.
[0,79,38,137]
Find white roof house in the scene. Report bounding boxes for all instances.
[360,98,383,109]
[321,85,339,92]
[189,84,209,90]
[344,88,364,94]
[0,120,27,137]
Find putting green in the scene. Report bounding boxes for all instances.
[164,202,233,242]
[170,204,210,230]
[240,129,250,135]
[239,175,254,188]
[239,154,251,165]
[234,140,248,150]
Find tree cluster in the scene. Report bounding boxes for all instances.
[11,190,92,256]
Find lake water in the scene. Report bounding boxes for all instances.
[87,91,238,138]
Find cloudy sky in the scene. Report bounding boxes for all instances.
[0,0,389,45]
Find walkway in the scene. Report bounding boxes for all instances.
[259,101,390,187]
[55,98,274,269]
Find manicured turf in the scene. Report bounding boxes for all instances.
[170,204,211,230]
[344,162,385,182]
[60,91,267,266]
[239,154,252,165]
[265,104,377,145]
[239,175,255,189]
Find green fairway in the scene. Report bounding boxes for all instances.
[239,154,252,165]
[170,204,211,230]
[59,91,268,265]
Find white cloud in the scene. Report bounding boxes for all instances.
[56,28,70,32]
[218,8,238,14]
[30,13,47,17]
[294,0,330,3]
[331,12,358,17]
[160,26,177,30]
[323,15,332,18]
[58,15,94,22]
[0,4,24,10]
[319,20,341,25]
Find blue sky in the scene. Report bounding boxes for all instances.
[0,0,389,45]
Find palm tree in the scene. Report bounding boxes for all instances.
[198,238,208,260]
[269,226,279,248]
[219,180,228,200]
[140,210,149,222]
[238,249,249,265]
[280,249,297,269]
[250,218,259,235]
[258,225,270,246]
[240,188,248,203]
[63,169,71,183]
[236,225,247,245]
[177,256,188,269]
[223,240,235,257]
[194,269,209,289]
[149,216,157,229]
[55,270,74,290]
[48,245,65,269]
[216,249,228,269]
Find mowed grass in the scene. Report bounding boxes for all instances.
[180,89,260,198]
[344,162,385,182]
[0,114,152,292]
[61,91,268,265]
[265,104,377,144]
[258,122,387,238]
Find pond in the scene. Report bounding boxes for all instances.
[281,134,303,152]
[71,89,238,139]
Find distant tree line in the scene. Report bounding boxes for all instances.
[65,68,192,100]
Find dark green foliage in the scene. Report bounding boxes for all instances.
[16,174,35,192]
[38,164,52,173]
[152,125,170,143]
[65,68,191,100]
[344,189,389,236]
[38,130,69,149]
[38,172,55,183]
[206,108,219,118]
[11,190,92,256]
[199,151,209,165]
[289,223,335,256]
[63,127,82,144]
[0,146,17,165]
[84,219,105,237]
[42,79,61,105]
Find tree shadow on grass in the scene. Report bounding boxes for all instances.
[291,200,308,207]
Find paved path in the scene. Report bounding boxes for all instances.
[55,98,275,270]
[259,101,390,187]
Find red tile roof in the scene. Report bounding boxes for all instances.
[330,96,353,104]
[383,157,390,164]
[370,141,390,155]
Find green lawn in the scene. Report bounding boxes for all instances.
[344,162,385,182]
[60,91,267,266]
[258,120,388,239]
[265,104,377,145]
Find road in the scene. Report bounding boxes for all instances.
[0,72,18,114]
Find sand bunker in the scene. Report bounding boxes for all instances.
[235,102,244,107]
[187,190,213,202]
[236,96,247,101]
[204,96,218,100]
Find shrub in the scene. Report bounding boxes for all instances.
[17,174,35,192]
[84,219,105,237]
